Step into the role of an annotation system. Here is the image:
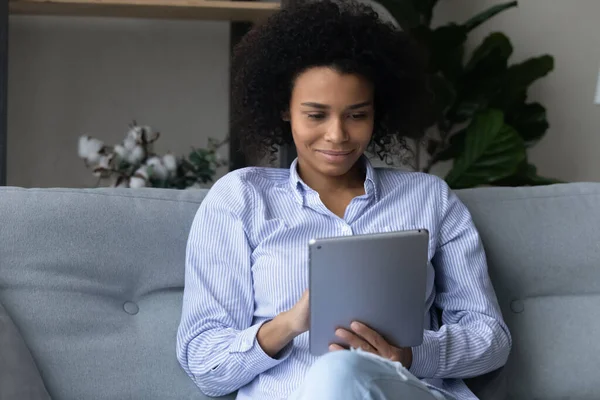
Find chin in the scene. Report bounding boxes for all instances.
[316,160,359,177]
[319,167,351,178]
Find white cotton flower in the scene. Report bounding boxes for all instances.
[92,155,112,177]
[112,179,129,188]
[127,126,144,143]
[123,136,136,151]
[97,155,112,169]
[78,136,91,158]
[129,166,149,188]
[129,176,146,188]
[114,144,127,159]
[163,153,177,172]
[87,138,104,155]
[146,156,160,165]
[134,166,149,180]
[78,136,104,163]
[141,125,153,137]
[87,152,102,164]
[127,145,145,164]
[146,156,168,180]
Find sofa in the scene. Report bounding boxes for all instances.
[1,182,599,400]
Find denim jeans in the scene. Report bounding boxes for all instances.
[288,349,453,400]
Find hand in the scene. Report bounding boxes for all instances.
[330,321,413,368]
[257,290,309,357]
[283,290,310,335]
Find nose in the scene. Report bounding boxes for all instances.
[323,117,348,144]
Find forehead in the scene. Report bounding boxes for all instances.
[291,67,374,105]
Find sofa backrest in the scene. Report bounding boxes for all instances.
[1,183,599,400]
[0,187,232,400]
[457,182,600,400]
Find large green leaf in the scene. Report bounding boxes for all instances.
[430,74,457,118]
[434,128,467,161]
[506,55,554,89]
[460,100,486,117]
[522,165,562,185]
[411,0,438,26]
[491,161,562,186]
[493,55,554,109]
[449,33,514,121]
[465,32,513,75]
[449,80,502,124]
[444,110,526,188]
[374,0,422,30]
[430,24,467,81]
[463,1,518,33]
[505,102,549,146]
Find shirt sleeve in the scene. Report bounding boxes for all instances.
[409,179,512,379]
[176,174,293,397]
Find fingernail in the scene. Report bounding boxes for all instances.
[351,321,360,330]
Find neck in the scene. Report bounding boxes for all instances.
[296,159,366,196]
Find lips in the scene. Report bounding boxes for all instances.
[316,149,354,163]
[318,150,353,156]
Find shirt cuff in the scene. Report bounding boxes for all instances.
[230,320,294,375]
[409,330,440,378]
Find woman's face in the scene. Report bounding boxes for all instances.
[287,66,375,180]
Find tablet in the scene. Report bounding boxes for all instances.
[308,229,429,356]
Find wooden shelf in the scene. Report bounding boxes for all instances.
[9,0,281,22]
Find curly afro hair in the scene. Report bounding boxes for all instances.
[231,0,432,164]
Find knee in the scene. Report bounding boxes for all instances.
[305,350,365,383]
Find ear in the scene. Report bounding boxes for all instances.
[281,110,291,122]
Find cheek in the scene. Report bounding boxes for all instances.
[350,120,375,145]
[291,120,322,146]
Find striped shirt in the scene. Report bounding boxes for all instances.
[176,157,512,400]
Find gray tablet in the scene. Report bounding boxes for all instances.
[308,229,429,356]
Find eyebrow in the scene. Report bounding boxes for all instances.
[300,101,372,110]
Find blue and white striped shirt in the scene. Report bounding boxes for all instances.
[177,158,511,400]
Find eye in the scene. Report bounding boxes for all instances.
[307,113,326,120]
[349,113,368,120]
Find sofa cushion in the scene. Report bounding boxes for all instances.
[0,188,234,400]
[0,299,51,400]
[457,183,600,400]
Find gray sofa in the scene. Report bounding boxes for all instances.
[1,183,599,400]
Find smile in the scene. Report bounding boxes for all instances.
[316,150,354,162]
[318,150,353,155]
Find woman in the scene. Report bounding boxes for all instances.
[177,1,511,399]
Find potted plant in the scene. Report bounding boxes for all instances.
[376,0,560,188]
[77,122,227,189]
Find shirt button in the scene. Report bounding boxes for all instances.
[342,224,353,235]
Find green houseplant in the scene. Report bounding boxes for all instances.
[376,0,561,188]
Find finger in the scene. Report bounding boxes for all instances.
[302,290,309,303]
[336,328,375,352]
[328,344,345,351]
[350,321,389,354]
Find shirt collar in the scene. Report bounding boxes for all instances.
[288,156,380,204]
